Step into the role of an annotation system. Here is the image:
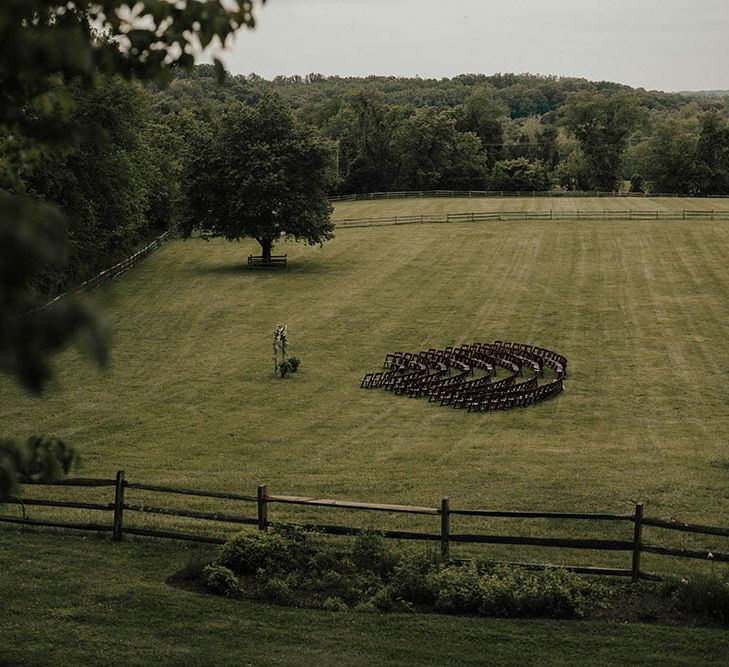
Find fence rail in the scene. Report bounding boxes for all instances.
[329,190,729,202]
[334,209,729,229]
[38,228,176,311]
[3,472,729,581]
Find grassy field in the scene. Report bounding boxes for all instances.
[3,531,729,667]
[331,195,729,220]
[3,196,729,662]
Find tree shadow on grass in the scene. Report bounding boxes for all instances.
[188,263,250,276]
[283,258,337,275]
[188,257,336,277]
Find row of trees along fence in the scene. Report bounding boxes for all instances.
[333,209,729,229]
[40,228,176,311]
[3,472,729,582]
[329,190,729,202]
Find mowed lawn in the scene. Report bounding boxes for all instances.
[4,198,729,517]
[332,194,729,220]
[4,198,729,520]
[4,197,729,664]
[3,532,729,667]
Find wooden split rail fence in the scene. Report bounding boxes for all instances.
[334,209,729,229]
[329,189,729,202]
[3,473,729,581]
[38,228,176,311]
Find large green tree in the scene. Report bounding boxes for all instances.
[637,118,700,194]
[325,88,405,194]
[391,107,486,190]
[696,112,729,195]
[182,96,335,262]
[561,91,643,191]
[455,87,508,169]
[489,158,551,192]
[23,76,173,289]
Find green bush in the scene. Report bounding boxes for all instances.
[366,586,414,613]
[209,530,604,619]
[218,531,305,575]
[318,568,354,600]
[321,596,349,612]
[388,550,439,605]
[301,540,347,578]
[217,530,383,607]
[259,573,297,605]
[672,573,729,624]
[430,565,592,618]
[479,567,585,618]
[176,552,212,582]
[314,567,380,605]
[202,564,240,597]
[431,564,484,614]
[279,357,301,378]
[351,533,400,577]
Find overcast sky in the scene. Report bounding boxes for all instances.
[213,0,729,91]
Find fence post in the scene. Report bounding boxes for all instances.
[257,484,268,532]
[112,470,125,542]
[631,502,644,582]
[440,497,450,562]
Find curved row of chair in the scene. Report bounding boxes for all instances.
[360,341,567,412]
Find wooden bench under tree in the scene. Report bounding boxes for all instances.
[248,254,287,270]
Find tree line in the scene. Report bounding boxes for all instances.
[4,65,729,295]
[156,67,729,199]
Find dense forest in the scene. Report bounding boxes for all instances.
[5,66,729,292]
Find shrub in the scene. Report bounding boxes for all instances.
[259,573,297,605]
[202,564,240,597]
[207,531,602,620]
[321,596,349,612]
[279,357,301,378]
[300,539,346,578]
[388,550,439,605]
[477,567,590,618]
[430,565,593,618]
[367,586,414,613]
[672,573,729,624]
[217,530,380,607]
[351,533,400,577]
[176,552,212,582]
[315,568,375,605]
[218,531,305,575]
[489,158,551,192]
[431,564,484,614]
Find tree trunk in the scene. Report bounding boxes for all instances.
[259,238,273,263]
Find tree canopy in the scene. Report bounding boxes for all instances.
[2,0,262,387]
[0,0,261,499]
[489,158,551,192]
[182,95,335,261]
[561,91,644,191]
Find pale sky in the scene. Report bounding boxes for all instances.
[213,0,729,92]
